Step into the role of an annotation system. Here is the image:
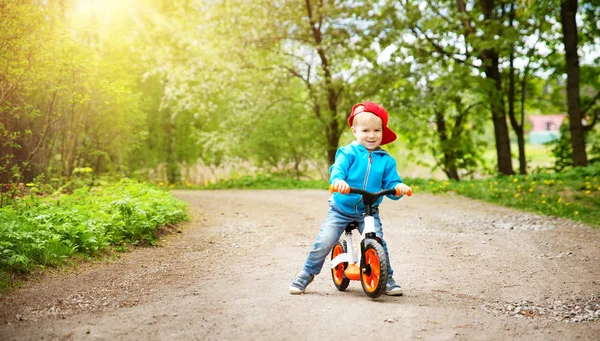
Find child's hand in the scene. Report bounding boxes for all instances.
[395,183,412,197]
[333,180,350,194]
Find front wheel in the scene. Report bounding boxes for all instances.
[331,241,350,291]
[360,239,388,298]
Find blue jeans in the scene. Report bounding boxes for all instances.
[302,199,394,277]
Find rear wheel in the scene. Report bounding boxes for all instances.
[331,241,350,291]
[360,239,388,298]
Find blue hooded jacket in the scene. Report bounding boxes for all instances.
[329,141,403,214]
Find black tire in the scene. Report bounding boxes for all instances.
[360,239,388,298]
[331,241,350,291]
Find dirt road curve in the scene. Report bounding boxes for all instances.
[1,190,599,340]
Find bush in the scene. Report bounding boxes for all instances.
[0,179,188,287]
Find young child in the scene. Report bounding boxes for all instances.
[289,101,411,296]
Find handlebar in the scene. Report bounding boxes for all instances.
[329,185,412,198]
[329,185,412,215]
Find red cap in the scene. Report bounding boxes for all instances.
[348,102,397,145]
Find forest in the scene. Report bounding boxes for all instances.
[1,0,599,185]
[0,0,600,294]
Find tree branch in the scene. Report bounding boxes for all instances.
[583,109,598,132]
[581,90,600,116]
[27,91,62,162]
[409,26,478,69]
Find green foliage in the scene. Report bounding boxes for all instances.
[0,179,188,290]
[548,123,600,172]
[1,0,599,186]
[0,2,146,183]
[191,175,328,190]
[379,67,489,180]
[408,163,600,228]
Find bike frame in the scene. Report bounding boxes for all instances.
[329,215,377,271]
[329,187,403,277]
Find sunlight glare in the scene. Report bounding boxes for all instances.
[75,0,135,26]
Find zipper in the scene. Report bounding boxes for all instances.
[354,151,372,214]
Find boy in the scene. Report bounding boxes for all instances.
[289,101,411,295]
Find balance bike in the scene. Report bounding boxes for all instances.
[329,185,412,298]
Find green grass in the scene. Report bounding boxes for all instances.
[407,164,600,228]
[0,179,189,292]
[175,174,328,190]
[525,143,555,169]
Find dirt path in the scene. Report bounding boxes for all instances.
[1,190,599,340]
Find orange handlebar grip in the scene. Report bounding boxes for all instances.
[329,184,350,194]
[395,187,413,197]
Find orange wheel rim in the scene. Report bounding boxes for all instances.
[362,249,380,292]
[332,244,345,285]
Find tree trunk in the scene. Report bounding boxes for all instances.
[434,108,460,181]
[485,54,514,175]
[326,125,338,166]
[305,0,343,166]
[166,117,179,184]
[560,0,588,167]
[508,48,527,174]
[461,0,513,175]
[506,3,527,174]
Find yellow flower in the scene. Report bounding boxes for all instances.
[513,178,519,183]
[557,197,562,203]
[528,188,533,193]
[514,193,520,198]
[585,190,591,195]
[430,181,434,185]
[542,200,546,204]
[575,211,579,215]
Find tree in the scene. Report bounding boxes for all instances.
[560,0,588,166]
[0,1,149,183]
[383,0,514,175]
[379,60,488,180]
[211,0,380,166]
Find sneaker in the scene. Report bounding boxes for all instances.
[289,272,314,294]
[385,277,404,296]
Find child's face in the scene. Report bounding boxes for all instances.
[351,113,383,151]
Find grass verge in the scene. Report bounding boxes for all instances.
[0,179,189,292]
